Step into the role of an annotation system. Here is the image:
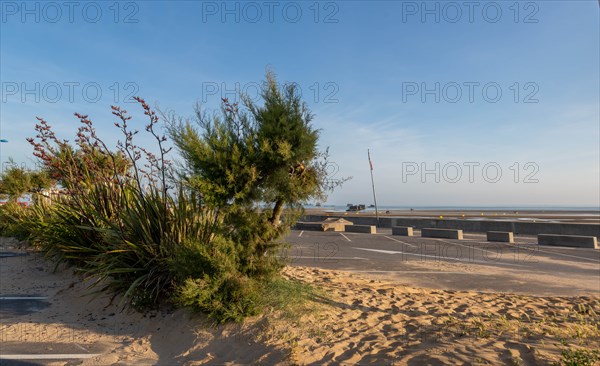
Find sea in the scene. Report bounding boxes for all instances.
[307,204,600,213]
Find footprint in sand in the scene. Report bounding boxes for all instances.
[453,304,469,313]
[502,341,537,365]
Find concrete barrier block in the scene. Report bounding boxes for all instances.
[345,225,377,234]
[304,215,600,237]
[538,234,598,249]
[487,231,514,243]
[421,228,463,240]
[296,222,325,231]
[392,226,413,236]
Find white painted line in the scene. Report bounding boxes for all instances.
[354,247,403,255]
[74,344,89,352]
[470,241,600,263]
[352,247,525,267]
[298,230,304,237]
[0,297,48,301]
[287,256,369,260]
[383,235,417,248]
[0,354,101,360]
[339,233,351,242]
[435,239,500,255]
[348,270,485,275]
[532,248,600,262]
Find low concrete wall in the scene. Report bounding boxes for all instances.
[301,215,600,236]
[295,222,324,231]
[392,226,413,236]
[538,234,598,249]
[345,225,376,234]
[487,231,514,243]
[422,228,463,239]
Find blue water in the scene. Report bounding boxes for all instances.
[310,204,600,212]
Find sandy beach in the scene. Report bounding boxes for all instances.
[2,236,599,365]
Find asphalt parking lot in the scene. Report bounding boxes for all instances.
[283,229,600,297]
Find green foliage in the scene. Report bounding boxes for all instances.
[170,109,259,208]
[47,145,130,191]
[256,277,321,321]
[168,70,347,279]
[248,72,321,206]
[5,73,346,323]
[29,170,54,193]
[177,274,319,324]
[169,71,339,213]
[177,273,261,323]
[0,201,38,239]
[0,161,55,201]
[14,95,300,322]
[0,164,30,199]
[84,185,224,309]
[20,100,231,312]
[555,349,600,366]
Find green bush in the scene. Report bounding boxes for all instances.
[556,349,600,366]
[177,273,261,323]
[19,97,288,322]
[25,178,228,311]
[177,273,320,324]
[10,73,344,323]
[0,201,47,241]
[0,202,24,237]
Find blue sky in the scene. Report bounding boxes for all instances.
[1,1,598,207]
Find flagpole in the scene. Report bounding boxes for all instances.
[368,149,380,226]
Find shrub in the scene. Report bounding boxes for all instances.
[167,71,349,278]
[24,99,229,311]
[556,349,600,366]
[177,273,261,323]
[21,96,294,321]
[0,201,31,238]
[13,73,347,322]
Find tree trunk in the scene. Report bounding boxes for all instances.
[269,199,284,227]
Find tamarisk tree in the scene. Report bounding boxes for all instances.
[0,161,55,201]
[168,71,346,272]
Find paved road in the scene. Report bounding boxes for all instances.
[0,343,104,366]
[283,229,600,296]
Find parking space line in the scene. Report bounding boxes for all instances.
[286,256,369,260]
[348,270,485,275]
[435,239,501,255]
[74,344,89,352]
[533,249,600,262]
[354,247,402,255]
[0,252,28,257]
[383,236,417,248]
[468,242,600,263]
[0,354,101,360]
[353,247,525,267]
[339,233,351,242]
[298,230,304,237]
